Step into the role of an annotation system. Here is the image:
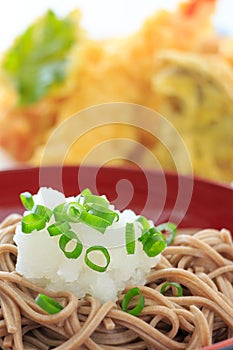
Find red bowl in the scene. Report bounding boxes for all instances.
[0,165,232,231]
[0,165,233,349]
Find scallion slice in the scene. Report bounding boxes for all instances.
[136,216,151,231]
[53,199,116,233]
[53,203,67,222]
[85,245,110,272]
[125,222,135,254]
[80,188,92,196]
[160,282,183,297]
[81,188,109,207]
[121,287,144,316]
[138,227,166,257]
[157,222,177,246]
[79,211,111,233]
[20,192,34,210]
[66,202,83,222]
[47,222,71,236]
[33,205,53,222]
[35,293,64,314]
[22,213,46,233]
[53,202,82,223]
[59,231,83,259]
[87,203,119,224]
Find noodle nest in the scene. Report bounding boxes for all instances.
[0,214,233,350]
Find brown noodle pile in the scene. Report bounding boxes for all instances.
[0,214,233,350]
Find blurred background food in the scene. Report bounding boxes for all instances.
[0,0,232,182]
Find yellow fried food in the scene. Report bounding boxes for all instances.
[31,0,219,168]
[147,50,233,181]
[1,0,233,182]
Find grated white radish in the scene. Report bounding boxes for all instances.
[14,187,161,304]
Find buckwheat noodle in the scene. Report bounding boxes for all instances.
[0,214,233,350]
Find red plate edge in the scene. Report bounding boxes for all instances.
[201,337,233,350]
[0,165,233,350]
[0,165,232,231]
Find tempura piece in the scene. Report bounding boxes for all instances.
[147,50,233,181]
[2,0,233,183]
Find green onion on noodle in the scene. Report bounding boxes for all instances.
[160,282,183,297]
[157,222,177,245]
[121,287,145,316]
[35,294,64,314]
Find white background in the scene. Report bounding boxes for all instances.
[0,0,232,53]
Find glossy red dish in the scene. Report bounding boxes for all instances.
[0,166,233,350]
[0,165,232,231]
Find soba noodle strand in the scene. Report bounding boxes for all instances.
[0,216,232,349]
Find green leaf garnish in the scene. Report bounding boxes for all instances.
[2,9,77,105]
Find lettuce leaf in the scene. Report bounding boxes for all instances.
[2,10,77,105]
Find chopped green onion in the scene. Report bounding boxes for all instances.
[157,222,177,246]
[53,203,67,222]
[136,216,151,231]
[79,188,92,196]
[47,222,71,236]
[53,202,82,223]
[22,213,46,233]
[59,231,83,259]
[160,282,183,297]
[84,195,109,207]
[53,200,116,233]
[85,245,110,272]
[121,287,145,316]
[35,293,64,314]
[125,222,135,254]
[33,205,53,222]
[79,211,111,233]
[20,192,34,210]
[138,227,166,257]
[87,203,119,224]
[65,202,83,222]
[19,189,173,267]
[80,188,109,208]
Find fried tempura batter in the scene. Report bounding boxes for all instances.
[1,0,233,181]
